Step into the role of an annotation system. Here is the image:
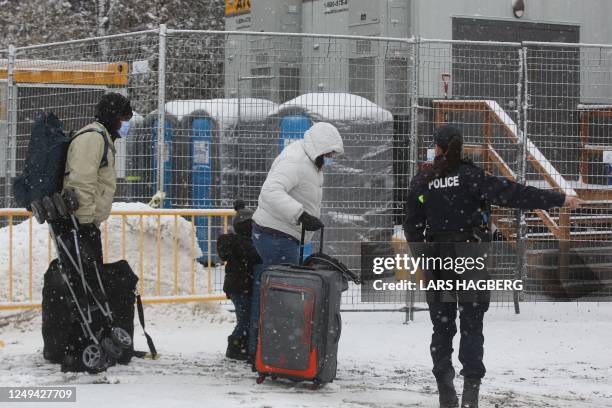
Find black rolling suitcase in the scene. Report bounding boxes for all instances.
[255,227,359,387]
[42,256,157,371]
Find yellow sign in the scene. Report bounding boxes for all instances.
[225,0,251,16]
[0,340,5,348]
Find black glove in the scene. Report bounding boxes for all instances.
[299,212,324,232]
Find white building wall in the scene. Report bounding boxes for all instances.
[411,0,612,43]
[226,0,612,106]
[412,0,612,102]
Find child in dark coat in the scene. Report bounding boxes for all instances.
[217,200,262,361]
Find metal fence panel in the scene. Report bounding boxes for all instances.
[0,209,233,309]
[163,31,414,306]
[523,42,612,299]
[1,30,611,310]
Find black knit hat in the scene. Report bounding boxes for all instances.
[233,199,253,228]
[95,92,133,130]
[433,125,462,150]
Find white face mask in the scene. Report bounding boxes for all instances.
[118,120,130,138]
[426,148,436,162]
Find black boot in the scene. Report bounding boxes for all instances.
[461,378,481,408]
[436,374,459,408]
[226,335,248,361]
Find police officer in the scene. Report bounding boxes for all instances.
[403,125,584,408]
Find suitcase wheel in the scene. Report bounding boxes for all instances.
[81,343,106,373]
[310,378,323,390]
[101,337,122,360]
[256,375,265,384]
[111,327,133,349]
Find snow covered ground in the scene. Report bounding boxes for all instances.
[1,302,611,407]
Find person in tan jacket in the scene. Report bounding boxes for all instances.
[63,92,133,263]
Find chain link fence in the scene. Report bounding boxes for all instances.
[1,28,611,312]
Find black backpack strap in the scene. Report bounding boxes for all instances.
[135,293,157,358]
[71,128,110,168]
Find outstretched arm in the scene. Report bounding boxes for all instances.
[476,171,569,210]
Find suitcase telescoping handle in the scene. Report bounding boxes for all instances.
[299,224,324,265]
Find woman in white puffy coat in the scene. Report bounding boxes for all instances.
[247,122,344,358]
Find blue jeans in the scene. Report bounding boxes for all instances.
[229,293,251,340]
[248,228,300,355]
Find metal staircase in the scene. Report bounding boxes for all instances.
[433,100,612,299]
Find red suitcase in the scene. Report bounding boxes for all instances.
[254,227,358,386]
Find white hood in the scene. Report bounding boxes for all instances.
[303,122,344,161]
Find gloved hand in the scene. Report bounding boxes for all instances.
[298,212,324,231]
[563,195,586,208]
[148,190,166,208]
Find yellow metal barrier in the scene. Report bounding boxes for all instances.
[0,60,129,86]
[0,208,235,310]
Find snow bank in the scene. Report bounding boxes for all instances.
[164,98,278,129]
[0,203,219,303]
[269,93,394,123]
[0,215,50,303]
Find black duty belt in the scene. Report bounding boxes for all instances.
[426,227,489,243]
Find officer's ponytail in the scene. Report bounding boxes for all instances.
[424,135,463,182]
[444,135,463,171]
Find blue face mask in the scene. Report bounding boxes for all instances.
[323,156,335,166]
[118,120,130,138]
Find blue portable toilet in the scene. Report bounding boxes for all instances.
[191,118,215,263]
[278,115,312,154]
[279,114,314,259]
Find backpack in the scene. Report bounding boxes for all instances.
[13,112,109,210]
